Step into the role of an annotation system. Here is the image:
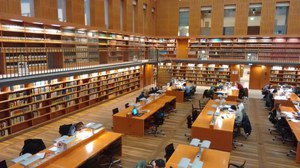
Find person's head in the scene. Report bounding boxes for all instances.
[230,105,237,111]
[272,89,277,94]
[75,122,84,131]
[183,83,187,87]
[151,159,165,168]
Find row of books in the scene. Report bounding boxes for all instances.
[10,116,25,125]
[8,91,27,99]
[9,99,28,108]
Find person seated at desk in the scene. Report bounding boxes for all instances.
[137,91,147,102]
[59,122,84,136]
[183,83,192,100]
[236,99,245,113]
[149,159,165,168]
[236,82,245,99]
[231,105,243,127]
[266,89,277,110]
[269,103,283,124]
[262,83,272,99]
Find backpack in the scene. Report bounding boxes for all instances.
[20,139,46,155]
[242,114,252,135]
[59,124,76,136]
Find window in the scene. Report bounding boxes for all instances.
[58,0,66,22]
[223,5,236,35]
[200,7,211,36]
[21,0,34,17]
[132,0,137,33]
[143,4,147,33]
[247,4,261,35]
[120,0,123,31]
[178,8,189,36]
[274,3,289,35]
[104,0,109,29]
[84,0,90,25]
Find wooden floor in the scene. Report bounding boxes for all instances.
[0,89,299,168]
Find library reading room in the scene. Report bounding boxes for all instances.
[1,0,300,168]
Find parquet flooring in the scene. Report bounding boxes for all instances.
[0,89,299,168]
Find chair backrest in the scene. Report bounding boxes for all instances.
[125,103,130,108]
[112,108,119,115]
[20,139,46,156]
[228,161,246,168]
[244,88,249,98]
[155,111,165,125]
[164,143,175,162]
[0,160,7,168]
[192,110,199,122]
[187,115,192,128]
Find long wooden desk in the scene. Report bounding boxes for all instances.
[166,144,230,168]
[275,92,300,107]
[279,105,300,163]
[10,130,122,168]
[213,89,239,101]
[113,95,176,136]
[191,100,236,152]
[166,90,184,103]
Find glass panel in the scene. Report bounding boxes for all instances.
[105,0,109,29]
[21,0,34,17]
[120,0,123,31]
[274,3,289,35]
[200,7,211,36]
[58,0,66,22]
[247,4,261,35]
[223,5,236,35]
[179,8,189,36]
[84,0,90,26]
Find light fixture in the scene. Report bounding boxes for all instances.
[85,122,103,134]
[250,17,254,21]
[51,24,61,27]
[9,19,23,22]
[32,22,43,25]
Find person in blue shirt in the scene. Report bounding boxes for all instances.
[183,83,191,100]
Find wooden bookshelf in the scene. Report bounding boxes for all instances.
[188,37,300,62]
[0,66,141,139]
[270,66,300,87]
[157,38,176,58]
[0,18,158,76]
[158,62,233,86]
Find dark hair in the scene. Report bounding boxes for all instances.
[75,122,84,131]
[231,105,237,110]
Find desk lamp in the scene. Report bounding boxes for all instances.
[178,138,211,168]
[11,153,32,163]
[20,155,41,167]
[85,122,103,134]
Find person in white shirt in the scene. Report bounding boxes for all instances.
[231,105,243,126]
[236,98,245,115]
